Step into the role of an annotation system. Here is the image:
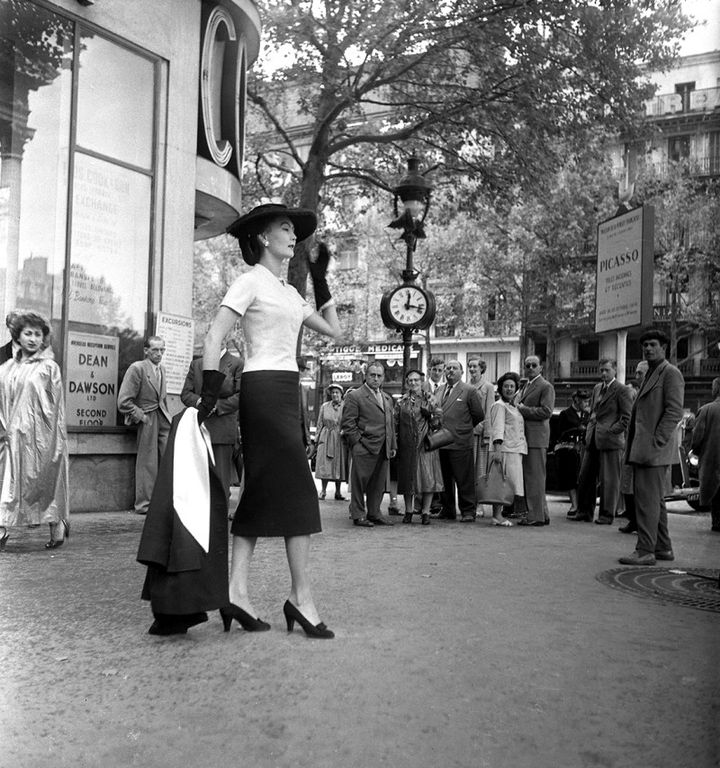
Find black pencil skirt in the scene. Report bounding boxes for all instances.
[231,370,321,537]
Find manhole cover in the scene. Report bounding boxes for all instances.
[596,567,720,613]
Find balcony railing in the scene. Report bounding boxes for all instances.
[571,357,701,379]
[644,87,720,117]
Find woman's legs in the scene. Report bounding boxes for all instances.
[403,493,414,523]
[285,535,322,625]
[420,492,433,525]
[228,535,258,613]
[568,488,578,513]
[333,481,344,499]
[319,480,328,499]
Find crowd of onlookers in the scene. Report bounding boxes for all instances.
[319,327,720,565]
[1,307,718,569]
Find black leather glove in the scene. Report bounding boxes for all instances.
[196,370,226,425]
[308,242,332,309]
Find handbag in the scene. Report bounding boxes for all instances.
[424,426,454,451]
[475,455,515,506]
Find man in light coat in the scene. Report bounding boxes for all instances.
[515,355,555,526]
[340,362,397,527]
[118,336,172,514]
[573,359,632,524]
[619,328,684,565]
[691,376,720,533]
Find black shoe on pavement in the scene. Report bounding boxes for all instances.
[655,550,675,561]
[367,514,394,526]
[595,517,613,525]
[619,522,637,533]
[353,517,374,527]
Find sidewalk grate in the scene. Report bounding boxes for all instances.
[596,566,720,613]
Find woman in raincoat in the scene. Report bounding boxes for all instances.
[0,312,69,550]
[315,383,347,500]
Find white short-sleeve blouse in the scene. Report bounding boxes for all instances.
[221,264,313,372]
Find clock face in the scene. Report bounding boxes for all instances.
[388,286,428,327]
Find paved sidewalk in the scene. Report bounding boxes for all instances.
[0,491,718,768]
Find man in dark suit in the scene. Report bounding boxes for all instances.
[515,355,555,526]
[572,359,632,524]
[181,348,242,502]
[118,336,172,514]
[619,328,684,565]
[435,360,484,522]
[423,357,445,396]
[340,362,397,527]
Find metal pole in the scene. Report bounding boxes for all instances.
[402,236,414,391]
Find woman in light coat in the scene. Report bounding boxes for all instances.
[487,371,527,527]
[315,384,347,500]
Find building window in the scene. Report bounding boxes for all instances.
[0,1,161,429]
[709,131,720,175]
[668,135,690,164]
[675,81,695,113]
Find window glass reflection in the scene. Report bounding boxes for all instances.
[76,34,154,169]
[0,1,73,351]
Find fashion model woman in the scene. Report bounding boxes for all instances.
[0,312,69,551]
[315,383,347,500]
[394,369,444,525]
[204,203,341,639]
[487,371,527,527]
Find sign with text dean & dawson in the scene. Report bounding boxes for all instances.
[155,312,194,395]
[595,205,654,334]
[66,332,119,427]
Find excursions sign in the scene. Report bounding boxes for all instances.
[595,206,654,334]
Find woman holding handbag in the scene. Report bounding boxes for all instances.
[486,371,527,527]
[394,369,444,525]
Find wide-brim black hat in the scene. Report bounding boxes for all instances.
[226,203,317,242]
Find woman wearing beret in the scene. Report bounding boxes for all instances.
[204,204,341,639]
[315,383,347,501]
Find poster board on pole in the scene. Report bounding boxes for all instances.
[155,312,194,394]
[595,205,654,334]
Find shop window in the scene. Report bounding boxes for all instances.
[0,2,73,344]
[0,1,160,429]
[76,34,155,170]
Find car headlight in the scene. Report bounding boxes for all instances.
[688,451,699,468]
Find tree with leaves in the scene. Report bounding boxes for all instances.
[633,160,720,364]
[245,0,691,305]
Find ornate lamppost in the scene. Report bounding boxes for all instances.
[380,155,436,388]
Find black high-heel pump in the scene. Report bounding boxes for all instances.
[283,600,334,639]
[220,604,270,632]
[45,520,70,550]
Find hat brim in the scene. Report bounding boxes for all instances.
[227,203,317,242]
[326,384,344,394]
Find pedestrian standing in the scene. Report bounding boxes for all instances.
[0,312,69,551]
[619,328,684,565]
[117,336,172,515]
[435,360,484,522]
[515,355,555,526]
[341,362,397,527]
[691,376,720,532]
[573,360,632,525]
[315,383,347,500]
